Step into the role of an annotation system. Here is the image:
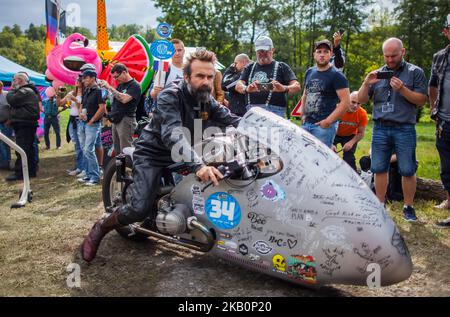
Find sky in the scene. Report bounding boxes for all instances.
[0,0,395,34]
[0,0,162,33]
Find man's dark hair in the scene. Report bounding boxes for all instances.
[183,49,217,78]
[111,63,128,74]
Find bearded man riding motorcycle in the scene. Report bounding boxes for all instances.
[81,49,241,262]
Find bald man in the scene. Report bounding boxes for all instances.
[358,37,427,222]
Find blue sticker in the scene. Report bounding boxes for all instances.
[150,40,175,60]
[156,23,173,39]
[206,192,241,230]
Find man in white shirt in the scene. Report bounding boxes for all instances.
[149,38,185,100]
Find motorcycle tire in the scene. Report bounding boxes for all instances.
[102,157,149,242]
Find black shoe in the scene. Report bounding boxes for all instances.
[435,217,450,228]
[5,174,23,181]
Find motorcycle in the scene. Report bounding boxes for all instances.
[102,107,412,289]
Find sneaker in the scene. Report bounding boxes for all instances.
[435,217,450,228]
[84,180,99,186]
[78,176,90,183]
[76,171,87,179]
[434,200,450,210]
[68,168,82,176]
[403,206,418,222]
[57,146,62,150]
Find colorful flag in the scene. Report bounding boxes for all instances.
[153,60,170,72]
[45,0,58,56]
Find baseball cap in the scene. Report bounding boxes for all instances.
[81,69,97,78]
[314,39,333,51]
[80,63,96,72]
[255,36,273,51]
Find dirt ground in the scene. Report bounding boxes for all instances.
[0,143,449,297]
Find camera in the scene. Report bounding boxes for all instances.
[256,82,274,92]
[376,71,394,80]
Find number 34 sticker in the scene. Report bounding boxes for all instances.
[206,192,241,229]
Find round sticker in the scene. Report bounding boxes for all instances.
[205,192,241,230]
[150,40,175,60]
[156,23,173,39]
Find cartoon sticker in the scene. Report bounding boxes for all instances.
[206,192,241,230]
[253,240,273,255]
[272,254,286,272]
[260,181,286,202]
[287,255,317,284]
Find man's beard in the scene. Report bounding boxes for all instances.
[187,82,212,103]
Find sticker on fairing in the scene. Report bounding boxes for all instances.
[205,192,241,229]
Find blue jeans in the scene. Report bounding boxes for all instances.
[301,121,338,148]
[78,121,101,182]
[69,119,84,171]
[44,115,61,148]
[0,123,13,168]
[371,123,416,176]
[247,104,286,117]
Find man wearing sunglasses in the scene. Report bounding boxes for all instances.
[430,14,450,227]
[236,36,300,117]
[99,63,141,155]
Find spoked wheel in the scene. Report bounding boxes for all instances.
[102,157,149,241]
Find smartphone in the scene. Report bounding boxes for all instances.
[376,71,394,80]
[339,29,345,36]
[256,82,274,92]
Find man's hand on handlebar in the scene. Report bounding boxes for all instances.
[196,166,224,186]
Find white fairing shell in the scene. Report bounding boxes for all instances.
[173,107,412,288]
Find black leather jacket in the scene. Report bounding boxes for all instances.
[221,65,246,116]
[6,83,40,125]
[143,81,241,167]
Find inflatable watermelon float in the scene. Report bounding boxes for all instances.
[100,34,154,93]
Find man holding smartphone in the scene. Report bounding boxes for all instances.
[236,36,301,117]
[358,37,428,222]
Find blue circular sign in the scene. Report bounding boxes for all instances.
[156,23,173,39]
[150,40,175,60]
[205,192,241,230]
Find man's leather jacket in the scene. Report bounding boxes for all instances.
[6,83,40,125]
[143,81,241,168]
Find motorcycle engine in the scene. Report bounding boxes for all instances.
[156,204,191,235]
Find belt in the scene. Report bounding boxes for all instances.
[374,119,405,127]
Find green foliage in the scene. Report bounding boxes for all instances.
[0,26,46,74]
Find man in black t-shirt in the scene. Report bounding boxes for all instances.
[100,63,142,154]
[236,36,301,117]
[78,70,106,186]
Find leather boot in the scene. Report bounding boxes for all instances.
[81,211,122,262]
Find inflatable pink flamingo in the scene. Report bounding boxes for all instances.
[46,33,102,86]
